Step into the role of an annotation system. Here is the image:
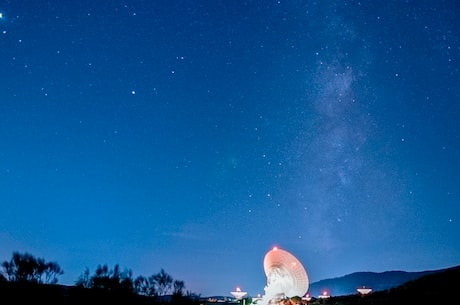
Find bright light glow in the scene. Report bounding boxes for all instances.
[262,247,309,303]
[230,287,247,300]
[357,287,372,295]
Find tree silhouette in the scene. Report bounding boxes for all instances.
[173,279,185,296]
[75,267,91,288]
[151,268,173,296]
[76,264,135,294]
[0,251,63,284]
[43,261,64,284]
[134,275,155,296]
[1,250,202,304]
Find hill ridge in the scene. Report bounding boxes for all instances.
[308,265,459,297]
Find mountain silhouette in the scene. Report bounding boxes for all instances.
[308,265,459,297]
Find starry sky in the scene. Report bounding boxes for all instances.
[1,0,459,298]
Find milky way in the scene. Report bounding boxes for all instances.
[0,0,459,297]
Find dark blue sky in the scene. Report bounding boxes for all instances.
[1,0,459,297]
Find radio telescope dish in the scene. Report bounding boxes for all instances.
[263,247,309,298]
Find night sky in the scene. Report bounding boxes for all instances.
[1,0,459,298]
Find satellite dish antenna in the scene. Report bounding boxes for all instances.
[231,287,248,299]
[357,286,372,296]
[262,247,309,300]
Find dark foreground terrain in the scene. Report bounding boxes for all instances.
[1,265,459,305]
[309,265,460,305]
[0,281,200,305]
